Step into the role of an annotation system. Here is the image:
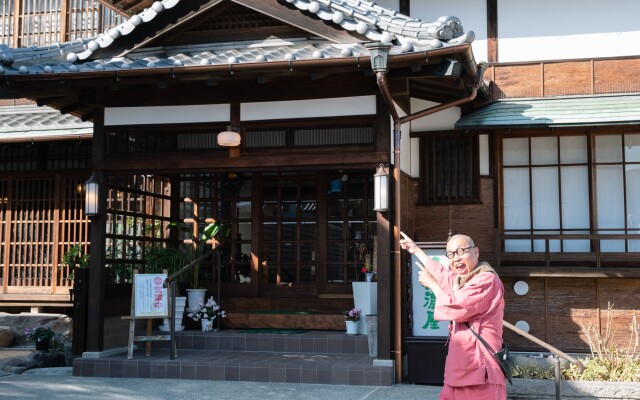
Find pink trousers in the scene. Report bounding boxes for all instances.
[439,383,506,400]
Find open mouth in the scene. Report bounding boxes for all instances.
[453,264,466,273]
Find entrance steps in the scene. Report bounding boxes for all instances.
[73,330,394,386]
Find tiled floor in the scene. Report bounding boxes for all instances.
[73,330,394,386]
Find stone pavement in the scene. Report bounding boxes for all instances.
[0,375,442,400]
[2,349,639,399]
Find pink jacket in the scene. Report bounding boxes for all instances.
[423,258,506,387]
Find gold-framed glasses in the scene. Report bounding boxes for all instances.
[446,246,475,259]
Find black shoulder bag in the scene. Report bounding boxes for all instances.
[465,322,513,384]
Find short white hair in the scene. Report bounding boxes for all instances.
[447,234,474,248]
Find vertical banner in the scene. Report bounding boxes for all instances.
[134,274,168,317]
[411,247,450,337]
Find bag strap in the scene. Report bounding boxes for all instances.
[465,322,497,353]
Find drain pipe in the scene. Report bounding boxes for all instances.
[374,68,478,383]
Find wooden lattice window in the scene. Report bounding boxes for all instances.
[0,0,124,47]
[105,174,173,284]
[0,175,88,291]
[417,130,480,205]
[0,141,91,171]
[107,125,227,154]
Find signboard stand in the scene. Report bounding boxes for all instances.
[406,242,449,385]
[122,270,174,360]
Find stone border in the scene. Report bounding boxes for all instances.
[508,379,640,400]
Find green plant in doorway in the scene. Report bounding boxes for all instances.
[170,220,227,290]
[60,244,89,280]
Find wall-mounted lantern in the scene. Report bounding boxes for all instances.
[84,173,99,216]
[373,163,389,212]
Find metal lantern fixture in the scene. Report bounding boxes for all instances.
[84,173,99,216]
[373,163,389,212]
[217,126,241,147]
[365,42,391,73]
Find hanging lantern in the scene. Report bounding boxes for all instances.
[217,126,241,147]
[84,174,99,216]
[373,164,389,212]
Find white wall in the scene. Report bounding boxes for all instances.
[409,0,640,63]
[498,0,640,62]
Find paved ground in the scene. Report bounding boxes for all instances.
[0,348,442,399]
[0,374,443,400]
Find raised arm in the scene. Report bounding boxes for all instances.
[400,231,447,294]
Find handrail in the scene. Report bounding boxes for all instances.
[162,248,216,360]
[504,319,584,400]
[499,233,640,268]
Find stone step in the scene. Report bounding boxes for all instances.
[158,329,371,355]
[73,330,392,386]
[73,348,393,386]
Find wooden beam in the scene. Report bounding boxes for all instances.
[97,151,390,173]
[487,0,498,63]
[60,0,69,42]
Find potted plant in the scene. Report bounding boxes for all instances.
[344,307,361,335]
[24,326,55,351]
[144,245,188,332]
[173,220,226,312]
[187,296,226,332]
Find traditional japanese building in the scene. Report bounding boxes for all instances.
[1,0,638,385]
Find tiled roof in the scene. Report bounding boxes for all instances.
[0,0,474,76]
[455,94,640,129]
[0,105,93,142]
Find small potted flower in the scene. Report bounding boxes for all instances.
[24,326,55,351]
[361,254,375,282]
[343,307,361,335]
[187,296,226,332]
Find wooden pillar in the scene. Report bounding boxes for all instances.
[86,107,106,352]
[376,213,391,360]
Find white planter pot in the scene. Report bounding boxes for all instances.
[186,288,207,311]
[201,318,214,332]
[159,296,186,332]
[345,320,359,335]
[365,314,378,357]
[352,282,377,335]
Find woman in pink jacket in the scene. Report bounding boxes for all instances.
[400,233,506,400]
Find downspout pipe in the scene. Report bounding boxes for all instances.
[375,70,478,383]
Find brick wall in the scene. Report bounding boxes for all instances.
[408,177,496,266]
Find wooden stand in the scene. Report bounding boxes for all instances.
[123,270,174,359]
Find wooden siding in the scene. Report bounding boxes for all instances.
[488,58,640,100]
[503,277,640,351]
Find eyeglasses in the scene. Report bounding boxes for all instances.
[446,246,475,259]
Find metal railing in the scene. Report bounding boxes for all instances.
[504,320,584,400]
[162,248,217,360]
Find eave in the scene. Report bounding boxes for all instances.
[0,44,486,121]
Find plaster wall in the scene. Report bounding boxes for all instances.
[498,0,640,62]
[409,0,640,63]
